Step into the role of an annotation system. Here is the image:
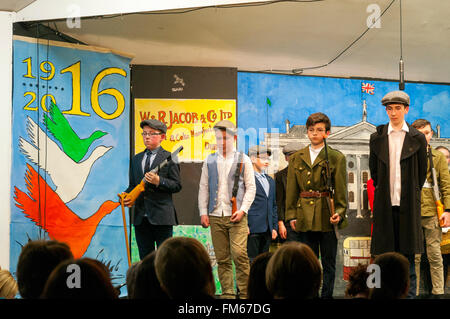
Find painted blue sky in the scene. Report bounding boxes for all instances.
[238,72,450,141]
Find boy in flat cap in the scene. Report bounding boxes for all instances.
[285,112,347,299]
[198,120,256,299]
[247,145,278,263]
[275,142,303,242]
[369,91,427,298]
[121,119,181,259]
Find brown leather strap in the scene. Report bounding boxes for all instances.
[300,191,330,198]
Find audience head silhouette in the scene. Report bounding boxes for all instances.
[345,263,370,299]
[16,239,73,299]
[155,237,215,299]
[247,251,273,299]
[369,252,410,299]
[266,242,322,299]
[125,261,141,299]
[132,251,168,299]
[41,257,118,299]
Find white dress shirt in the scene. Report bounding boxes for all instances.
[309,145,324,165]
[198,150,256,217]
[388,121,409,206]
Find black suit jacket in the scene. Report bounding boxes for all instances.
[126,146,181,226]
[275,166,288,222]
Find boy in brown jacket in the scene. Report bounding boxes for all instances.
[412,119,450,298]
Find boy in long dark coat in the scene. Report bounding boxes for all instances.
[369,90,427,298]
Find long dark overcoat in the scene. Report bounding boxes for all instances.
[369,123,427,255]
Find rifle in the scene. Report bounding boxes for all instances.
[121,145,183,207]
[230,152,244,215]
[323,135,340,240]
[428,145,445,227]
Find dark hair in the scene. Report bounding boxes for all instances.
[345,263,370,298]
[155,237,215,299]
[306,112,331,132]
[369,252,410,300]
[436,146,449,153]
[125,261,141,299]
[248,252,273,299]
[266,242,322,299]
[411,119,432,130]
[41,258,118,299]
[16,240,73,299]
[132,252,168,299]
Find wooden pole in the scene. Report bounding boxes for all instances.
[119,194,131,267]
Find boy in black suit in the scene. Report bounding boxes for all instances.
[247,145,278,263]
[122,119,181,259]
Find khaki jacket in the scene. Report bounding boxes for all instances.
[421,147,450,217]
[285,145,348,232]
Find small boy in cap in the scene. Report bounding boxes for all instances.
[121,119,181,260]
[369,90,428,298]
[247,145,278,263]
[198,120,256,299]
[275,142,303,242]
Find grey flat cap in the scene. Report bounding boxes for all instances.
[381,90,410,107]
[248,145,272,157]
[213,120,237,135]
[140,119,167,133]
[282,142,304,155]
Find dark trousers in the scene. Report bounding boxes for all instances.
[392,206,417,299]
[444,254,450,288]
[134,217,173,260]
[273,221,302,244]
[298,230,337,299]
[247,231,271,264]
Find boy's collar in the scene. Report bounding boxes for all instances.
[388,121,409,134]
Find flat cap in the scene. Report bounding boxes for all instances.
[381,90,410,107]
[213,120,237,135]
[282,142,304,155]
[248,145,272,157]
[140,119,167,133]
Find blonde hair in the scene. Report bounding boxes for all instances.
[0,270,19,299]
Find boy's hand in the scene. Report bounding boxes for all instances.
[278,221,287,239]
[118,192,133,207]
[330,213,340,225]
[290,219,297,231]
[201,215,210,228]
[272,229,278,240]
[440,212,450,228]
[144,172,160,186]
[230,210,245,223]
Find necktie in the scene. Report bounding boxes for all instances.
[144,149,152,173]
[258,174,269,197]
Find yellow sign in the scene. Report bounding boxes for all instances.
[134,99,236,161]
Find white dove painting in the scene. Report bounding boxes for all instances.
[18,116,113,203]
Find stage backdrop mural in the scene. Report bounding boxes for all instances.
[237,71,450,295]
[10,36,132,292]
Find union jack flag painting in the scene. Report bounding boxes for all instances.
[361,82,375,95]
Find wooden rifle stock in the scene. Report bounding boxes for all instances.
[323,136,339,239]
[230,153,244,214]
